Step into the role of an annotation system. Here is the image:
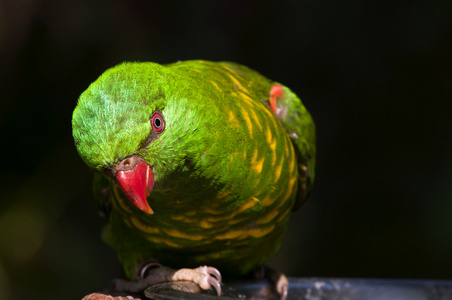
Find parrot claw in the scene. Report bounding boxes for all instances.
[171,265,222,296]
[276,274,289,300]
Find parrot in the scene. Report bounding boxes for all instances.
[72,60,316,299]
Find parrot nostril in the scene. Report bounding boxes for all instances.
[116,156,139,171]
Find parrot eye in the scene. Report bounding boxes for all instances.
[151,112,165,133]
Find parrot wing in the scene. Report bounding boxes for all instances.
[218,62,316,211]
[272,84,316,211]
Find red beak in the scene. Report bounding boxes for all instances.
[114,157,155,214]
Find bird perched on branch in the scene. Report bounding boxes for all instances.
[72,60,316,299]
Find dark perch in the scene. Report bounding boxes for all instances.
[83,277,452,300]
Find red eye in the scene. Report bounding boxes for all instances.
[151,112,165,132]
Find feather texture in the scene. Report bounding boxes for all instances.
[72,60,316,279]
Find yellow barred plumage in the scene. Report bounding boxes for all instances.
[111,126,296,247]
[92,60,312,279]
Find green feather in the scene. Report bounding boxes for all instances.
[72,60,316,279]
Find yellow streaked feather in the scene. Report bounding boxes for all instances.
[248,108,262,131]
[221,65,244,80]
[210,80,222,92]
[170,214,196,223]
[207,250,233,259]
[288,146,296,175]
[236,196,259,213]
[268,134,277,165]
[123,218,133,228]
[215,229,247,240]
[239,91,255,107]
[273,161,283,182]
[262,195,276,207]
[112,186,134,214]
[228,110,239,127]
[227,74,245,91]
[145,236,182,248]
[249,148,258,165]
[280,175,297,208]
[130,216,161,234]
[256,209,280,225]
[240,107,253,137]
[216,189,231,200]
[162,228,205,240]
[214,224,277,240]
[253,156,264,173]
[276,205,292,223]
[204,196,259,223]
[199,220,213,229]
[205,213,234,222]
[266,127,273,145]
[249,224,275,238]
[250,148,264,174]
[284,135,290,157]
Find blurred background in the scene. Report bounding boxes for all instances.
[0,0,451,299]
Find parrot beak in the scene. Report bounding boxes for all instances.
[113,156,155,214]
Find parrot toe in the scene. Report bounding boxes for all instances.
[276,274,289,300]
[104,264,222,297]
[171,265,222,296]
[254,265,289,300]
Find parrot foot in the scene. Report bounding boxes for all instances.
[254,265,288,300]
[171,266,222,296]
[107,263,222,297]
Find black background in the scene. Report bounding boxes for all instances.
[1,0,451,299]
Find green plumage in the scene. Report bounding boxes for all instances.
[72,60,316,280]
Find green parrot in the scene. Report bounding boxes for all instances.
[72,60,316,298]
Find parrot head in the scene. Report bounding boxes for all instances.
[72,62,200,215]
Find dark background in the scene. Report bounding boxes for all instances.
[1,0,451,299]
